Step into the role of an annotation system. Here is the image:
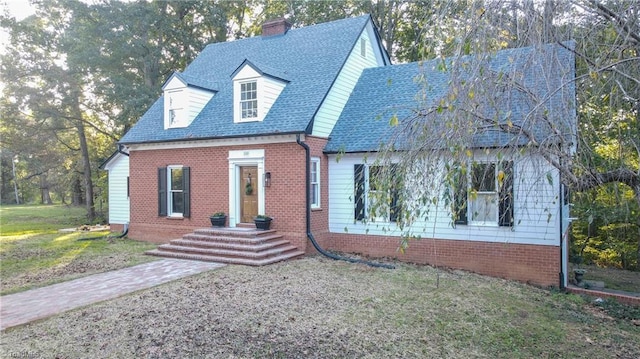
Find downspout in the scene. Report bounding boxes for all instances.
[296,134,394,269]
[77,223,129,241]
[559,164,565,290]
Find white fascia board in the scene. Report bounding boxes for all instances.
[128,134,304,151]
[162,73,188,91]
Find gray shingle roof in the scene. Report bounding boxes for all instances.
[120,15,371,145]
[324,42,576,153]
[171,72,219,92]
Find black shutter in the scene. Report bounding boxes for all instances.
[182,167,191,218]
[158,167,167,216]
[389,164,400,223]
[454,167,468,225]
[499,161,514,227]
[354,164,365,221]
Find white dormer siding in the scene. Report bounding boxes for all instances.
[162,73,215,129]
[232,62,287,123]
[312,20,387,137]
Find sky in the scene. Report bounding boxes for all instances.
[0,1,36,91]
[1,0,36,21]
[1,0,36,48]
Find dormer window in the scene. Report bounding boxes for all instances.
[167,90,184,126]
[240,81,258,119]
[232,59,288,123]
[162,71,215,130]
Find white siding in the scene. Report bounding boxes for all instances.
[163,75,186,91]
[104,154,130,225]
[328,152,561,246]
[262,76,286,116]
[186,87,214,122]
[312,21,386,137]
[234,65,261,80]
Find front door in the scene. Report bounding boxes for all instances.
[240,166,258,223]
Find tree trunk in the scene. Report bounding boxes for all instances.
[75,120,95,221]
[72,176,83,205]
[635,184,640,269]
[40,174,52,204]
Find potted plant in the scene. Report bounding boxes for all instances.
[254,215,272,230]
[210,212,227,227]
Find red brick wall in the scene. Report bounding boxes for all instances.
[109,223,124,233]
[263,142,307,251]
[327,233,560,287]
[128,142,310,248]
[306,136,330,254]
[567,287,640,306]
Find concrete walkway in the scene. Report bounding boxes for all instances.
[0,259,224,331]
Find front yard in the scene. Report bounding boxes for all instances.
[1,204,638,358]
[1,257,639,358]
[0,205,156,295]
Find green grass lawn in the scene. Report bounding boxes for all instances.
[0,204,89,235]
[0,204,157,295]
[569,263,640,293]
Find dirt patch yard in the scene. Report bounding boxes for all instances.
[1,257,639,358]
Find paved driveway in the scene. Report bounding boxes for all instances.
[1,259,224,331]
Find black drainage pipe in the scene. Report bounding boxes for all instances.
[296,134,394,269]
[77,223,129,241]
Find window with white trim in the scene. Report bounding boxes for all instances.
[158,166,190,218]
[360,38,367,57]
[167,90,184,127]
[240,81,258,120]
[470,163,498,223]
[169,167,185,216]
[311,157,320,208]
[354,164,401,223]
[453,161,513,226]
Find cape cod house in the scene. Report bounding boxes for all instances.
[104,15,576,287]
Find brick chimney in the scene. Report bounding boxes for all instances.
[262,18,292,37]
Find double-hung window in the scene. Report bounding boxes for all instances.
[354,164,401,223]
[169,167,185,215]
[454,161,513,226]
[368,166,389,221]
[158,166,190,218]
[240,81,258,120]
[311,158,320,208]
[167,90,184,126]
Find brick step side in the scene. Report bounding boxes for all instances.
[168,238,293,252]
[145,249,305,266]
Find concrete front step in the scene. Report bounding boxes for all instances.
[145,249,305,266]
[170,238,292,252]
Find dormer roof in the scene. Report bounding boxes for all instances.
[120,15,379,145]
[230,59,290,83]
[162,71,218,92]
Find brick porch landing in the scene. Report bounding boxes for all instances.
[145,227,305,265]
